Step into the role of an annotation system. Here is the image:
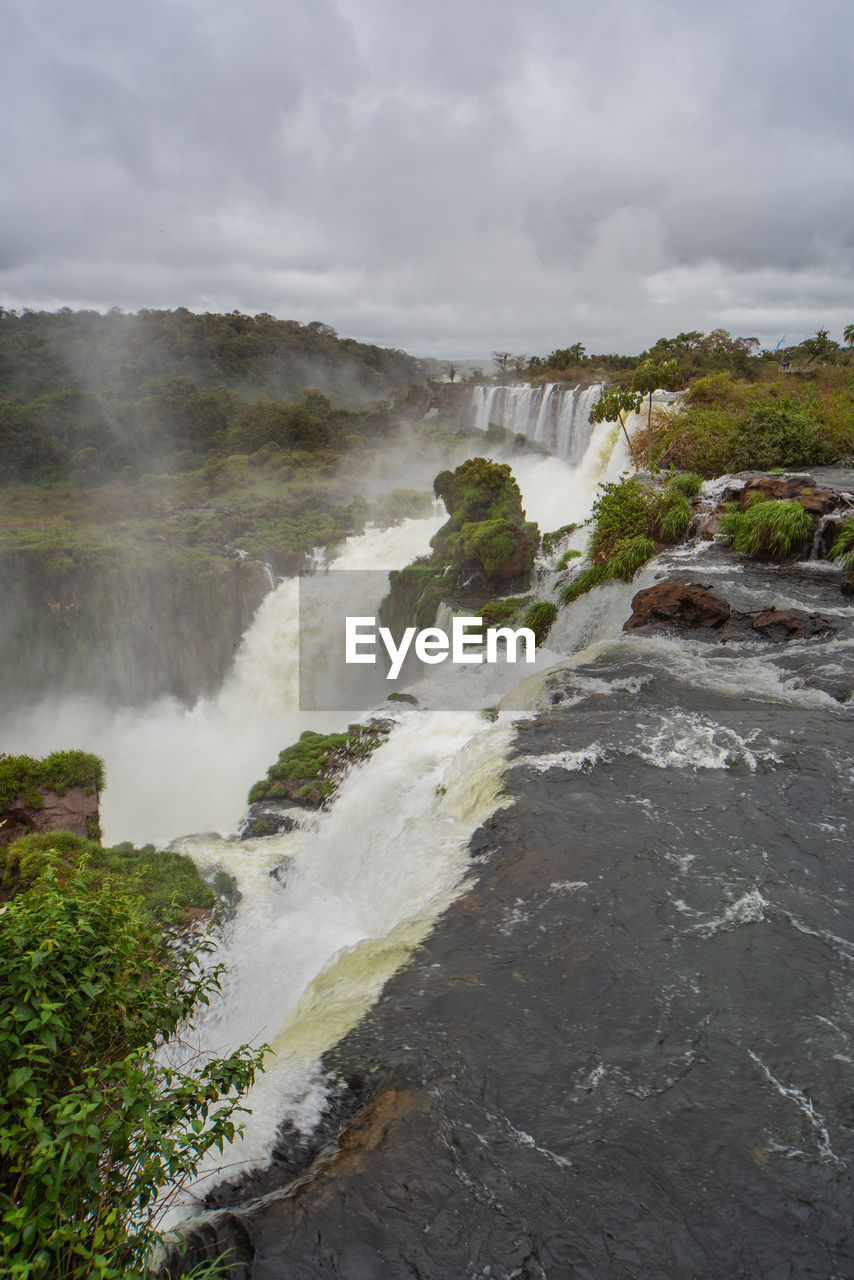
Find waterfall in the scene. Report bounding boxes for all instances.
[471,381,604,460]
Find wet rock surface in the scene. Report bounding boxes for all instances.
[175,663,854,1279]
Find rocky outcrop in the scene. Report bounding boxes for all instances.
[246,721,394,813]
[624,582,732,632]
[0,751,103,847]
[750,607,837,641]
[717,475,843,515]
[624,581,838,644]
[0,785,101,846]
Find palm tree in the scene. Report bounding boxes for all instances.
[844,323,854,348]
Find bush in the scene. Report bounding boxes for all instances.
[608,536,656,580]
[666,470,703,498]
[657,492,692,543]
[829,518,854,571]
[718,497,814,557]
[0,862,264,1279]
[522,601,558,645]
[555,548,582,570]
[560,564,609,604]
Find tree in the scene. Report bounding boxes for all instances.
[443,362,458,383]
[843,324,854,348]
[0,861,265,1279]
[589,387,643,469]
[632,359,681,470]
[491,351,512,373]
[800,327,838,366]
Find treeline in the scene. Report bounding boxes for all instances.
[496,327,854,385]
[0,307,426,484]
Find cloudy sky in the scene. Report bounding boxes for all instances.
[3,0,853,357]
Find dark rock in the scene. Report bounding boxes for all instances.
[841,573,854,597]
[239,803,301,841]
[624,582,731,632]
[750,607,837,642]
[386,692,419,705]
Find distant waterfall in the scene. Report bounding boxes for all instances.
[471,382,604,462]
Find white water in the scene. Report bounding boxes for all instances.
[5,389,637,1211]
[472,382,604,461]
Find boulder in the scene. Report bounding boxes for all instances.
[750,608,837,642]
[624,582,731,632]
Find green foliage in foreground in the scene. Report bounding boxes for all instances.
[0,863,264,1279]
[718,497,815,558]
[0,751,104,813]
[0,832,216,927]
[828,518,854,571]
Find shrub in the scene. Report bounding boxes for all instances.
[718,497,814,557]
[560,564,609,604]
[541,523,578,556]
[0,862,264,1279]
[666,471,703,498]
[608,536,656,580]
[657,493,692,543]
[829,518,854,571]
[555,548,582,570]
[522,601,558,645]
[0,832,215,927]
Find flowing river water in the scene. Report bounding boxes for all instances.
[7,393,854,1277]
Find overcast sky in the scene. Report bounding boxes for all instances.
[3,0,853,357]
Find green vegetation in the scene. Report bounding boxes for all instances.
[477,595,532,627]
[589,387,643,467]
[560,565,609,605]
[0,750,103,812]
[248,724,390,807]
[0,308,425,484]
[555,548,582,570]
[0,860,262,1279]
[718,497,815,558]
[381,460,539,635]
[522,601,558,645]
[541,524,578,556]
[828,518,854,571]
[648,373,852,475]
[0,831,217,926]
[558,473,700,606]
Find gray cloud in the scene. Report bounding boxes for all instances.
[2,0,852,356]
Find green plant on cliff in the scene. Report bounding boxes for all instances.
[718,497,814,558]
[0,861,264,1280]
[522,601,558,645]
[0,751,104,813]
[248,724,389,806]
[429,458,538,582]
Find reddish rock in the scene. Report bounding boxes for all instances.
[624,582,731,632]
[0,784,100,846]
[750,608,837,642]
[717,475,840,516]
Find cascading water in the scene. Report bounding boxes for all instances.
[471,382,604,460]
